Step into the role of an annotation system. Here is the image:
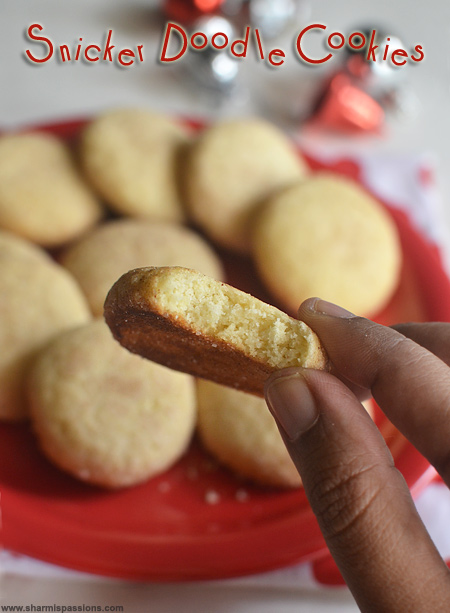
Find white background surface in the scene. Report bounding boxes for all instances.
[1,1,450,611]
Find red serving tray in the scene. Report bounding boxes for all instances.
[0,118,447,580]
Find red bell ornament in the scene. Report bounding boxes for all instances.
[164,0,227,24]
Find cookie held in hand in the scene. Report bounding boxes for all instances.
[60,219,224,317]
[104,266,327,396]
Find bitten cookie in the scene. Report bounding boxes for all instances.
[60,219,224,317]
[104,266,327,396]
[0,230,91,421]
[182,118,308,253]
[81,108,191,222]
[253,174,402,316]
[197,379,302,488]
[27,320,196,489]
[0,132,102,247]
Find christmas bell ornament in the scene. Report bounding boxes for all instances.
[249,0,300,38]
[164,0,226,24]
[184,16,240,92]
[344,28,407,106]
[164,0,310,39]
[311,72,385,134]
[310,26,410,133]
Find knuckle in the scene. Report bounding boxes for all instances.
[373,335,436,386]
[308,457,385,546]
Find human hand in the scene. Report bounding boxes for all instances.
[264,298,450,612]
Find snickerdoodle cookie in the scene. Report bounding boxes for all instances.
[81,108,191,222]
[0,132,102,247]
[28,320,196,488]
[253,174,401,316]
[197,379,302,488]
[60,219,223,316]
[182,118,308,253]
[104,266,327,396]
[197,380,375,488]
[0,230,91,421]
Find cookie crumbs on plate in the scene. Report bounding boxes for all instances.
[205,489,221,505]
[157,481,171,493]
[235,488,249,502]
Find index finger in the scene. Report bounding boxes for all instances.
[298,298,450,486]
[392,322,450,366]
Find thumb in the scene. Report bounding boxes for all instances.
[265,368,450,612]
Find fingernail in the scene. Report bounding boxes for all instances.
[310,298,354,318]
[266,373,319,441]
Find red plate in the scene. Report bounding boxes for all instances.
[0,119,447,581]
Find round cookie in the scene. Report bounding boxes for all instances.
[196,379,301,488]
[81,108,191,222]
[27,320,196,489]
[253,173,401,316]
[0,132,102,247]
[0,230,91,421]
[182,118,308,253]
[197,381,376,489]
[0,227,52,264]
[60,219,224,316]
[104,266,327,397]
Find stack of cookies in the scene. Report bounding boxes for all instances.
[0,108,399,490]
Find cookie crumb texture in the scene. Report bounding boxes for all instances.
[104,266,327,396]
[27,320,196,488]
[60,218,224,317]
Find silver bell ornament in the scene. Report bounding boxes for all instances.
[184,16,240,92]
[343,27,409,108]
